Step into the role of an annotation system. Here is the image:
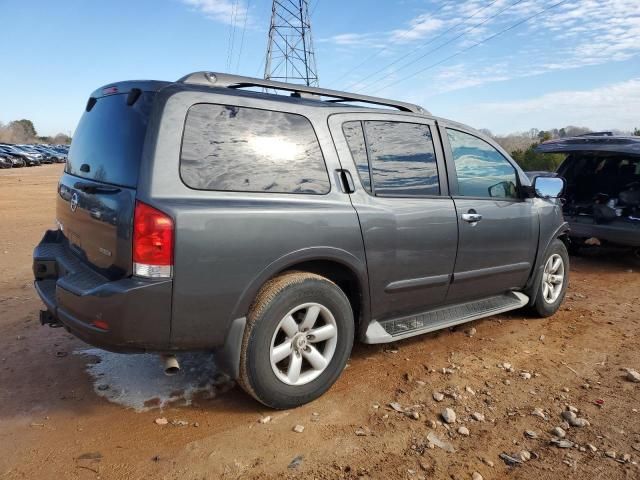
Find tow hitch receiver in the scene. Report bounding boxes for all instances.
[40,310,62,328]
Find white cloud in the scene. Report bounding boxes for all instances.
[328,0,640,95]
[427,62,512,95]
[389,16,444,43]
[182,0,249,26]
[320,33,378,47]
[460,78,640,133]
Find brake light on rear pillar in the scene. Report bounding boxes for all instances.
[133,201,174,278]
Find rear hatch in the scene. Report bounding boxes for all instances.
[535,137,640,245]
[57,86,157,279]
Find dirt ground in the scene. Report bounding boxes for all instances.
[1,164,639,480]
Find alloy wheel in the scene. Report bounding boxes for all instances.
[542,253,565,304]
[269,302,338,386]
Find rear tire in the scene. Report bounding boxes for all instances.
[238,271,354,409]
[531,239,569,317]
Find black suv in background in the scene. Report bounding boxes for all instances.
[34,72,568,408]
[536,136,640,251]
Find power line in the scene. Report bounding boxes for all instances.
[342,0,500,91]
[329,0,457,85]
[357,0,526,92]
[310,0,320,16]
[256,56,265,77]
[369,0,570,95]
[235,0,251,73]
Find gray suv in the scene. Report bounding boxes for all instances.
[33,72,569,408]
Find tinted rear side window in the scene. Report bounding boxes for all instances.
[180,104,330,194]
[66,92,154,188]
[342,121,372,193]
[364,121,439,196]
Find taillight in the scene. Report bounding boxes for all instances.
[132,201,174,278]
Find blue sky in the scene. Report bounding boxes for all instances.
[1,0,639,136]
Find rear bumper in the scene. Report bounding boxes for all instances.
[567,216,640,247]
[33,230,173,352]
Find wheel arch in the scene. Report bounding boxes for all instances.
[230,247,370,339]
[525,221,570,306]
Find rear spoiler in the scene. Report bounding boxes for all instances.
[89,80,170,100]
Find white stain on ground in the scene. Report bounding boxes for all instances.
[76,349,233,412]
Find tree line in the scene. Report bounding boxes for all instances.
[2,117,639,172]
[0,119,71,145]
[485,126,640,172]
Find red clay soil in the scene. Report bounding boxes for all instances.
[1,165,639,479]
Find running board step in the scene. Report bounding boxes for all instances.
[364,292,529,344]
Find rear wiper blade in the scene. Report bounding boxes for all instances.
[74,181,121,194]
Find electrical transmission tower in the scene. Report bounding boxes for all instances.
[264,0,319,86]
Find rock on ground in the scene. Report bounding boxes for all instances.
[442,408,456,424]
[626,369,640,383]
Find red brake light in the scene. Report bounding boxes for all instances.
[133,201,174,277]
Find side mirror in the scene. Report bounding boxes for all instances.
[533,176,565,199]
[488,181,517,198]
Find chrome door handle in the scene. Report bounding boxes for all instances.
[461,213,482,223]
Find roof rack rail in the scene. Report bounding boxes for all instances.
[177,71,429,114]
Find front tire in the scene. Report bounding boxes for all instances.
[531,239,569,317]
[238,271,354,409]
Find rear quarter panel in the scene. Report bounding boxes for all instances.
[137,86,367,348]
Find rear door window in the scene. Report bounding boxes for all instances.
[342,121,372,193]
[362,121,439,196]
[66,91,155,188]
[180,104,330,194]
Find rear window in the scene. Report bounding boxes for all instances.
[66,91,155,188]
[180,104,330,194]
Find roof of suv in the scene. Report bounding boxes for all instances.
[88,72,496,148]
[91,71,430,115]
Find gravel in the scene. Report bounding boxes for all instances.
[531,408,547,420]
[472,412,485,422]
[626,369,640,383]
[561,410,590,427]
[551,439,574,449]
[441,408,456,424]
[426,431,455,453]
[517,450,532,462]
